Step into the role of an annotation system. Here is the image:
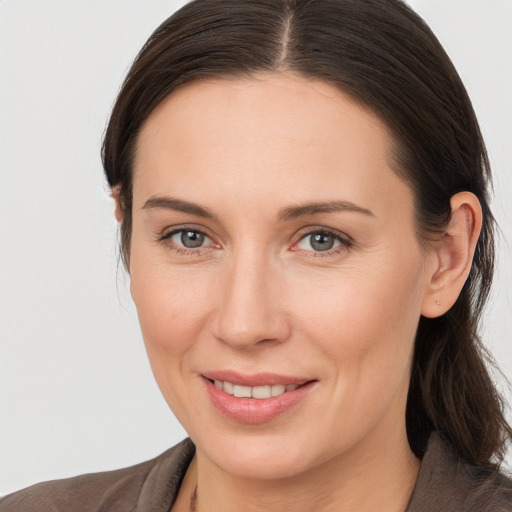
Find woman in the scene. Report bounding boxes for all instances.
[1,0,511,510]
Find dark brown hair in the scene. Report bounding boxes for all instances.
[102,0,511,465]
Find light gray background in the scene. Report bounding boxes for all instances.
[1,0,511,495]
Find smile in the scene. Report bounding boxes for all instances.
[212,380,300,399]
[202,374,317,424]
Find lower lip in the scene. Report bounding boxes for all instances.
[203,378,316,424]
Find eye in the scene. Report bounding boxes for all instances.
[295,230,349,254]
[161,228,214,251]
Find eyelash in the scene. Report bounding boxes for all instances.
[291,227,352,258]
[158,226,352,257]
[159,227,217,256]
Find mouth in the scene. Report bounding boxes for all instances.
[200,373,317,424]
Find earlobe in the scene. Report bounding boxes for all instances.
[111,185,124,223]
[421,192,483,318]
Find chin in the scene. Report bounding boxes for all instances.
[203,436,312,480]
[189,418,358,482]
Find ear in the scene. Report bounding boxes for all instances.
[421,192,483,318]
[111,185,123,223]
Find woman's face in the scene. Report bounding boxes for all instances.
[129,74,435,479]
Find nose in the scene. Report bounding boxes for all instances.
[213,249,290,349]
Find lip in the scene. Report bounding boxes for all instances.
[201,372,317,424]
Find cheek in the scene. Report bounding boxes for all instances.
[129,250,214,370]
[292,252,425,386]
[129,264,216,425]
[291,259,425,446]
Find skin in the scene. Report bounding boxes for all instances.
[118,73,482,512]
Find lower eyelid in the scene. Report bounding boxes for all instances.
[294,243,351,260]
[296,244,349,256]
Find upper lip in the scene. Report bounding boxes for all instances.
[201,370,314,387]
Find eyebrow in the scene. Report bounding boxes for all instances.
[278,200,375,221]
[142,196,217,220]
[141,196,374,221]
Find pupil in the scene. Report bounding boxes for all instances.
[181,231,204,248]
[311,233,334,251]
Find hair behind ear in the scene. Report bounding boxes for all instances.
[408,302,511,466]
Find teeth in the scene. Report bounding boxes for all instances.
[233,385,252,398]
[252,385,272,399]
[271,384,286,396]
[213,380,301,399]
[223,381,234,394]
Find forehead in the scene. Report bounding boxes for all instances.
[136,73,391,156]
[133,73,412,217]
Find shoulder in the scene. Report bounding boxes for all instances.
[0,438,195,512]
[408,432,512,512]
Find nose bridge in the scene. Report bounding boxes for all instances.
[214,245,287,348]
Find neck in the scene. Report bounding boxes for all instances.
[182,426,419,512]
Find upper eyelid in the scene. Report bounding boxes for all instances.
[294,226,352,243]
[160,225,213,241]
